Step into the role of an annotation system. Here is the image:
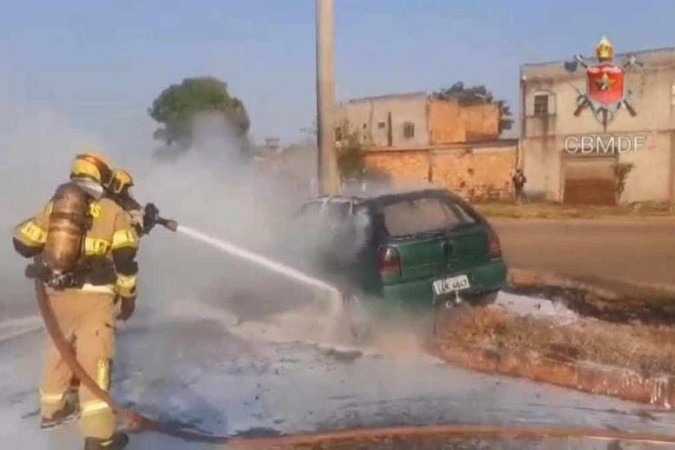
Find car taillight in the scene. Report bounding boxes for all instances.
[377,246,401,278]
[488,228,502,259]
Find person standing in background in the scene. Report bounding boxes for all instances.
[512,168,527,204]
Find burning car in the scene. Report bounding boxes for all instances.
[283,188,508,313]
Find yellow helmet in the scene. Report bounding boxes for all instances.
[70,153,114,188]
[110,169,134,195]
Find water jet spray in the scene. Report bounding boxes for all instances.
[175,224,343,318]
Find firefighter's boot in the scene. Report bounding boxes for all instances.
[40,400,79,429]
[83,432,129,450]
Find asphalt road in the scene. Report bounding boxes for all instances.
[492,218,675,286]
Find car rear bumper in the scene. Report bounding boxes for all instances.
[378,259,508,310]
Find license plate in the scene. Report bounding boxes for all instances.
[433,274,470,296]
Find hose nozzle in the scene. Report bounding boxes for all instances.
[157,217,178,232]
[143,203,177,234]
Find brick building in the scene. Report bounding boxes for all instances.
[334,92,501,147]
[334,92,517,200]
[362,140,519,201]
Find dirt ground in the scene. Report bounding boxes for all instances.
[507,269,675,326]
[431,302,675,408]
[436,306,675,376]
[492,218,675,287]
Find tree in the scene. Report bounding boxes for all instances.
[613,162,634,204]
[432,82,514,134]
[148,77,250,152]
[337,132,366,181]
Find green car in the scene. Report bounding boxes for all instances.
[284,188,507,313]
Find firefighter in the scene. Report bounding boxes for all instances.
[110,168,175,235]
[109,169,145,235]
[62,168,171,430]
[12,153,138,450]
[61,168,144,422]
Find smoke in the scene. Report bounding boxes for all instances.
[0,97,407,352]
[109,112,344,343]
[0,93,338,336]
[0,100,106,319]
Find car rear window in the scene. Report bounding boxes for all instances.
[382,197,475,237]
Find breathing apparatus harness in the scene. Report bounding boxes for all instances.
[25,181,95,290]
[25,181,177,290]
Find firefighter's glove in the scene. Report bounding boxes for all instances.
[128,210,145,232]
[116,296,136,322]
[142,203,159,235]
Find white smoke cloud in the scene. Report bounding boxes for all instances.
[105,112,333,334]
[0,98,342,347]
[0,98,108,318]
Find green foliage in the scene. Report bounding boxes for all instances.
[613,162,634,198]
[148,77,250,149]
[432,81,514,133]
[337,132,366,180]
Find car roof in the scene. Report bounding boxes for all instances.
[307,188,460,207]
[301,188,486,224]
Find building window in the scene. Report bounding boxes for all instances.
[403,122,415,139]
[378,121,386,129]
[534,94,549,116]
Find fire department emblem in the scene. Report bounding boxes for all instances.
[564,36,643,131]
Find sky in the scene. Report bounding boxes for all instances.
[1,0,675,152]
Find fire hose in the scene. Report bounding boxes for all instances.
[33,278,231,444]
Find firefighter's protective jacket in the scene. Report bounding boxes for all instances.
[118,194,144,236]
[13,195,140,298]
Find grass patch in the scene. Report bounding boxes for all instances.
[474,201,675,220]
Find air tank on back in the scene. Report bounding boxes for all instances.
[42,182,89,274]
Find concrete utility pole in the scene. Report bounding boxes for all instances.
[316,0,340,196]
